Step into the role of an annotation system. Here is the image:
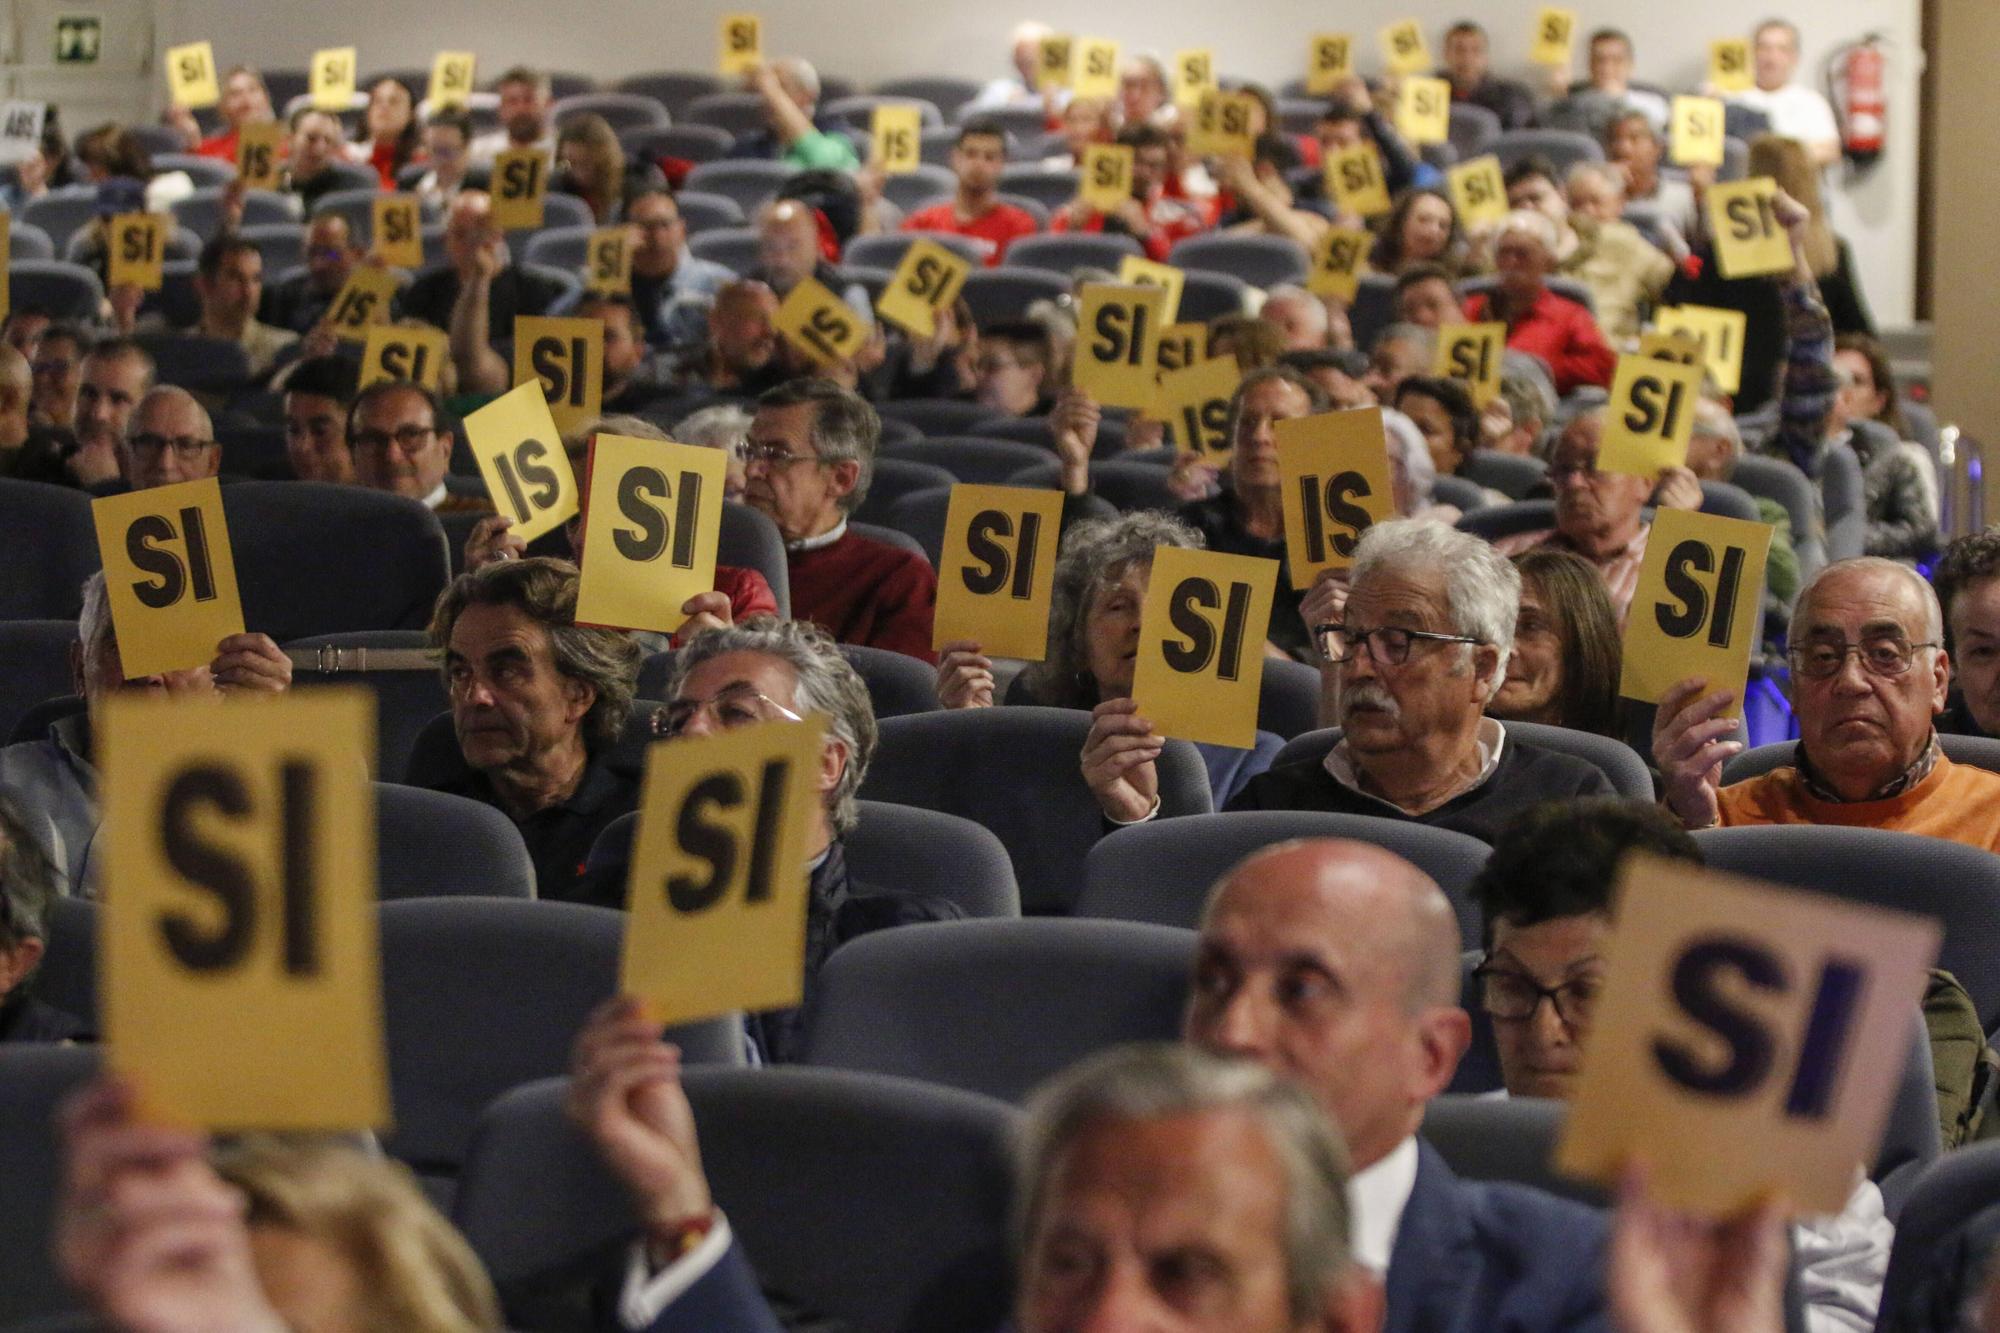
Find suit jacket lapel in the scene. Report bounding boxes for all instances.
[1383,1141,1481,1333]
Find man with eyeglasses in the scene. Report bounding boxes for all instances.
[742,378,938,663]
[971,321,1054,418]
[1655,557,2000,850]
[118,387,220,492]
[1088,519,1611,840]
[627,189,734,354]
[347,381,490,514]
[260,213,361,336]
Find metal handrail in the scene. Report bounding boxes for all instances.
[1941,426,1986,538]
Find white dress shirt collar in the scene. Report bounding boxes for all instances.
[1323,717,1508,813]
[1347,1134,1422,1275]
[788,517,848,554]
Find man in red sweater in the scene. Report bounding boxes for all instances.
[1462,211,1615,396]
[899,117,1039,265]
[743,379,938,662]
[1051,122,1206,262]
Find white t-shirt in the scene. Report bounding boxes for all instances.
[1729,85,1840,146]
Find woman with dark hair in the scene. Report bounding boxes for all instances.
[935,511,1281,805]
[1370,188,1464,275]
[1490,547,1623,737]
[358,77,423,188]
[1833,333,1912,440]
[1393,375,1479,476]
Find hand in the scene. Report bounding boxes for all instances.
[1112,198,1151,234]
[1651,677,1742,830]
[1051,387,1099,492]
[219,176,247,231]
[1608,1162,1789,1333]
[56,1077,287,1333]
[677,590,732,639]
[1299,569,1351,650]
[567,998,713,1242]
[463,514,527,571]
[1123,413,1166,453]
[164,105,202,149]
[1688,163,1717,198]
[1064,197,1095,227]
[210,633,291,694]
[1331,75,1373,116]
[17,151,50,196]
[936,640,996,709]
[67,438,123,487]
[1771,188,1812,259]
[1651,465,1703,511]
[1212,153,1255,192]
[1082,697,1163,823]
[299,323,340,361]
[1166,450,1221,502]
[855,162,886,206]
[108,284,144,335]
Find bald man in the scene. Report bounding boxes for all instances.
[1185,838,1613,1329]
[119,388,219,491]
[398,189,565,338]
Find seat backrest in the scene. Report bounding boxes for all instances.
[961,267,1071,326]
[1458,449,1548,500]
[875,77,983,120]
[613,71,726,116]
[686,224,762,275]
[684,158,795,211]
[1698,478,1763,523]
[1729,454,1824,576]
[0,620,80,743]
[375,782,536,901]
[1166,233,1310,289]
[848,520,933,565]
[876,396,1000,436]
[6,259,104,322]
[670,188,745,234]
[1259,657,1322,740]
[457,1069,1016,1331]
[551,91,670,131]
[1273,721,1650,801]
[995,166,1082,211]
[1431,475,1490,514]
[883,486,954,566]
[520,224,595,270]
[863,706,1214,914]
[685,91,776,135]
[1725,735,2000,785]
[1078,811,1491,945]
[803,918,1191,1099]
[839,642,944,718]
[1178,269,1252,321]
[1087,458,1176,512]
[847,229,989,271]
[1005,231,1144,274]
[238,221,307,275]
[8,220,56,261]
[284,633,448,782]
[1455,497,1557,542]
[0,480,100,620]
[1420,1093,1609,1206]
[881,164,959,213]
[379,898,743,1176]
[1818,437,1867,561]
[21,188,99,251]
[223,482,450,641]
[1448,103,1504,156]
[853,456,957,526]
[716,500,791,618]
[0,1045,99,1326]
[882,437,1057,484]
[1875,1141,2000,1330]
[1692,825,2000,1030]
[1490,128,1605,173]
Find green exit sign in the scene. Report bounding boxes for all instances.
[56,16,103,64]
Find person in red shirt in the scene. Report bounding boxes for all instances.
[357,76,423,190]
[1462,211,1616,396]
[899,117,1039,265]
[165,66,277,163]
[1051,122,1207,262]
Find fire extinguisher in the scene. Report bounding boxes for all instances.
[1826,35,1886,169]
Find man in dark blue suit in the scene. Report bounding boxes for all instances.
[1184,837,1615,1333]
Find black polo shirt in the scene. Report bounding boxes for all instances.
[434,751,640,904]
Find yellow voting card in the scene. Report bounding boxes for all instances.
[1307,34,1354,95]
[872,104,923,174]
[1708,178,1793,280]
[1557,854,1938,1217]
[429,51,477,108]
[323,264,400,342]
[1154,322,1206,376]
[1381,20,1431,75]
[310,46,357,111]
[92,478,244,679]
[1396,77,1451,145]
[587,225,634,295]
[1710,38,1754,94]
[1619,506,1774,705]
[1190,91,1257,159]
[1276,408,1397,583]
[1037,35,1074,91]
[932,484,1065,658]
[101,688,388,1131]
[720,14,763,75]
[491,149,550,231]
[1308,227,1372,303]
[513,315,604,435]
[1657,304,1748,396]
[1672,95,1727,167]
[1531,9,1577,65]
[576,435,729,633]
[1325,144,1392,218]
[1080,144,1134,213]
[359,324,449,392]
[463,380,580,542]
[371,194,424,268]
[1433,322,1507,408]
[1074,39,1121,100]
[1448,155,1508,226]
[1131,546,1281,749]
[1599,353,1707,478]
[1174,50,1216,108]
[1118,255,1184,324]
[166,42,220,109]
[1155,356,1242,462]
[876,238,971,339]
[775,277,867,368]
[236,122,283,190]
[621,716,827,1025]
[107,213,166,292]
[1074,283,1171,410]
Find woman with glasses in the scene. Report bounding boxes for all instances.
[413,107,481,210]
[937,511,1281,807]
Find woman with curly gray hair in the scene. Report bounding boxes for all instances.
[935,512,1281,805]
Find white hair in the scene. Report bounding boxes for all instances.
[672,404,754,454]
[1262,285,1329,340]
[78,570,112,656]
[1350,518,1518,690]
[1497,208,1559,256]
[1795,557,1945,645]
[1690,398,1742,467]
[773,56,821,102]
[1565,161,1621,199]
[1379,408,1437,508]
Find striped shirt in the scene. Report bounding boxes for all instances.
[1492,522,1653,627]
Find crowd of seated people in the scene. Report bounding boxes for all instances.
[4,10,1992,1333]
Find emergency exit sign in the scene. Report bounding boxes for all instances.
[56,16,103,64]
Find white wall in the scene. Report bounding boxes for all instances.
[155,0,1924,325]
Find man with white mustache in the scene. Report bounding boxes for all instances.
[1085,519,1615,842]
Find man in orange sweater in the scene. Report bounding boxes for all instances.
[1653,558,2000,850]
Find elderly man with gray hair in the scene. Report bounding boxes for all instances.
[0,791,85,1041]
[119,385,219,491]
[1088,519,1613,841]
[0,572,291,895]
[1462,208,1616,395]
[1656,556,2000,850]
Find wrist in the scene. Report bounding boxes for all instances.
[642,1204,717,1267]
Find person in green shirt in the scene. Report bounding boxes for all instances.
[747,58,859,171]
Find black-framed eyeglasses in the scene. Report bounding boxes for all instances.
[739,441,822,470]
[128,432,216,459]
[657,683,805,738]
[350,424,438,454]
[1473,962,1603,1026]
[1313,623,1481,667]
[1787,635,1940,680]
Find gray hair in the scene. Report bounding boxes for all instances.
[1497,208,1559,256]
[1022,511,1203,707]
[1565,161,1621,197]
[1690,398,1743,470]
[772,56,821,102]
[755,378,879,513]
[1376,321,1436,362]
[78,570,112,659]
[1794,557,1945,645]
[1351,518,1518,690]
[0,790,59,961]
[672,404,754,454]
[1016,1043,1356,1325]
[663,619,876,835]
[1380,408,1437,509]
[1260,285,1329,339]
[130,384,214,443]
